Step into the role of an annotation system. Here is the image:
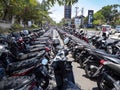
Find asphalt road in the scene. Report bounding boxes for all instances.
[52,29,99,90]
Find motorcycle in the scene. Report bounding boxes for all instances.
[2,51,49,89]
[84,48,120,78]
[97,60,120,90]
[0,74,43,90]
[51,47,80,90]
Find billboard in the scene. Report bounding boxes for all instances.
[64,5,72,19]
[74,18,80,31]
[88,10,94,27]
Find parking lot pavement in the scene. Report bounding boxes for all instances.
[68,54,98,90]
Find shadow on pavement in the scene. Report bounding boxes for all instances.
[82,74,97,82]
[92,87,99,90]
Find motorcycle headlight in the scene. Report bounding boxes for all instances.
[64,37,70,45]
[101,40,105,43]
[41,58,48,65]
[0,45,4,56]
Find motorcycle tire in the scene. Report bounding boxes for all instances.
[37,74,49,89]
[78,59,84,68]
[85,63,98,78]
[78,56,86,68]
[74,52,80,62]
[97,75,113,90]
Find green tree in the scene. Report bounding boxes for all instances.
[93,4,120,26]
[93,11,105,25]
[47,0,78,6]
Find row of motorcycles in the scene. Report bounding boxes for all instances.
[0,28,81,90]
[0,28,53,90]
[58,28,120,90]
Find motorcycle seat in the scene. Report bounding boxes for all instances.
[107,40,120,46]
[107,62,120,74]
[29,44,46,48]
[94,49,120,59]
[17,52,38,60]
[11,66,35,75]
[101,55,120,64]
[56,45,63,50]
[7,57,41,72]
[0,75,34,90]
[36,50,46,58]
[29,47,45,52]
[36,37,49,41]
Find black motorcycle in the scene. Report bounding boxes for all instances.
[0,75,43,90]
[51,48,80,90]
[97,60,120,90]
[84,49,120,78]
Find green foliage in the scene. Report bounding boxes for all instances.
[47,0,78,6]
[57,18,66,27]
[93,11,105,25]
[0,0,78,27]
[11,23,23,29]
[116,18,120,25]
[31,24,38,28]
[93,4,120,26]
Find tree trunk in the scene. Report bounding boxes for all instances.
[2,0,9,21]
[2,8,8,20]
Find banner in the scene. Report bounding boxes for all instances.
[75,18,80,29]
[64,5,71,19]
[88,10,94,27]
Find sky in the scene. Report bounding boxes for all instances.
[38,0,120,23]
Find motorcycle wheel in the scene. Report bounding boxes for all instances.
[78,59,84,68]
[74,53,80,62]
[97,75,113,90]
[37,75,49,89]
[78,56,86,68]
[85,63,98,78]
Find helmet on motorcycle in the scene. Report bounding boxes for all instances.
[80,30,83,33]
[23,30,29,35]
[64,37,70,45]
[17,53,24,58]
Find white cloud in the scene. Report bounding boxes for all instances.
[49,12,64,23]
[49,4,64,23]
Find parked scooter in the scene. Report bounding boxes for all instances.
[97,60,120,90]
[0,75,43,90]
[84,48,120,78]
[51,46,80,90]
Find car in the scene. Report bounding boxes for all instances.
[115,25,120,33]
[102,24,113,34]
[101,25,111,32]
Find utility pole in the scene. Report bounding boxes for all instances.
[81,8,84,16]
[75,7,79,17]
[81,8,84,28]
[75,7,79,32]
